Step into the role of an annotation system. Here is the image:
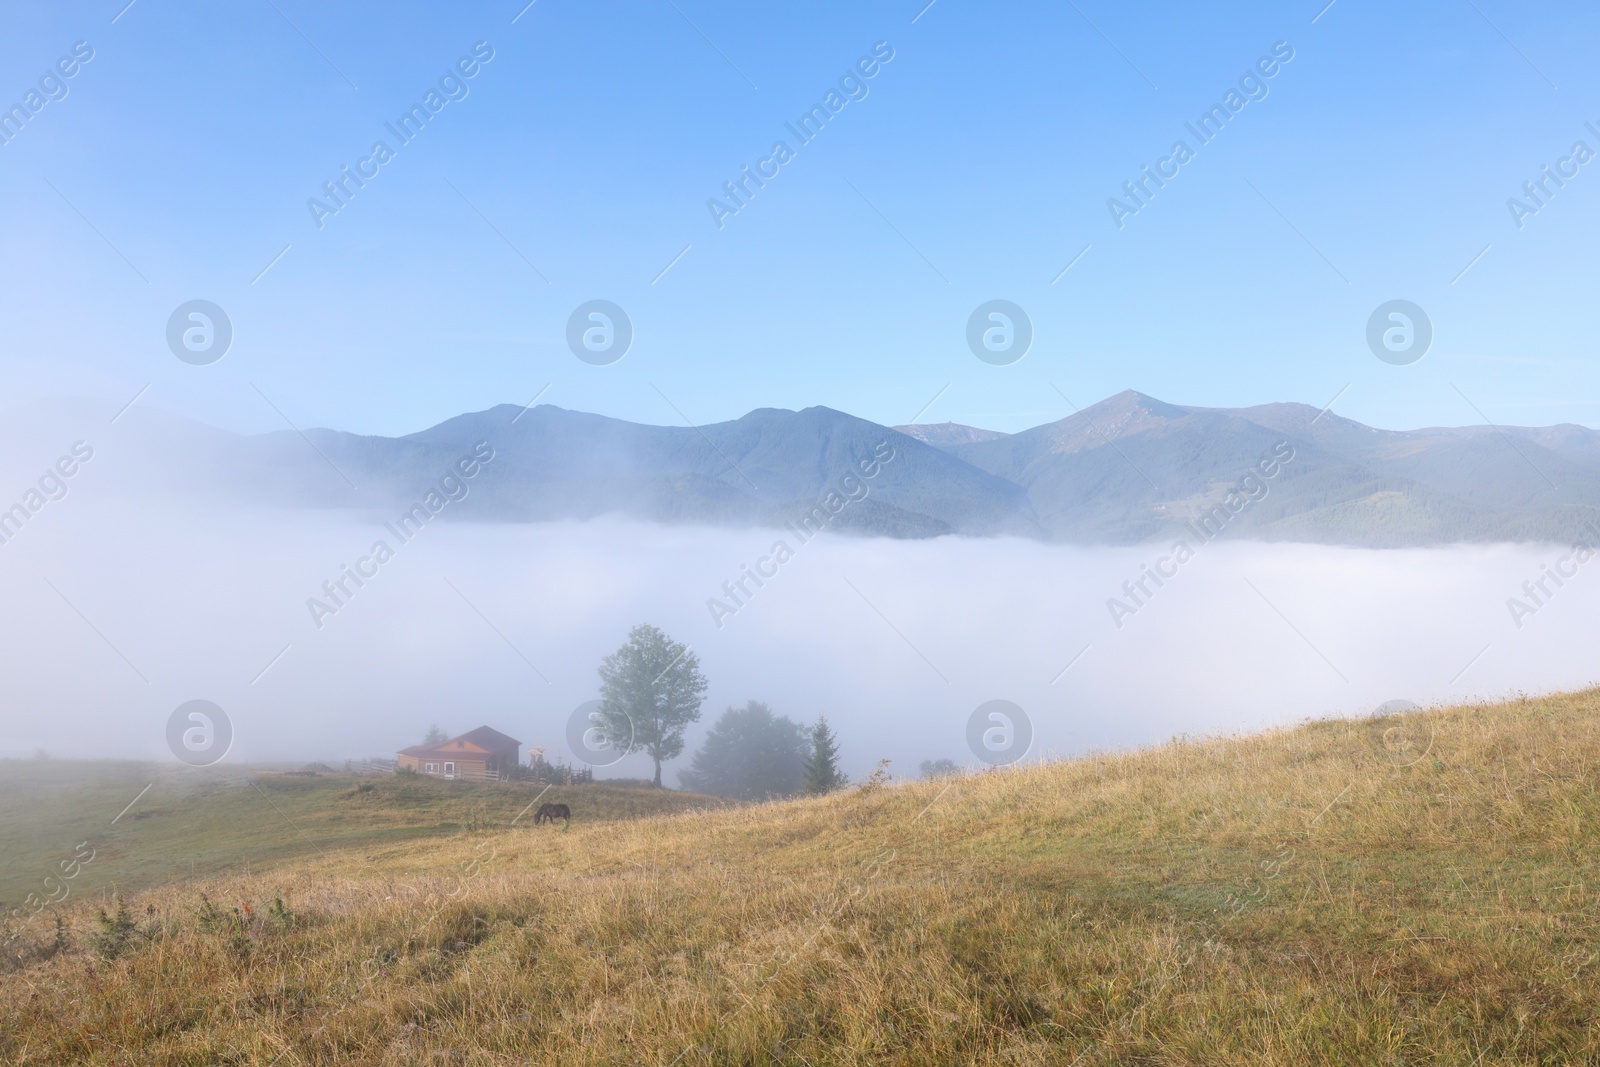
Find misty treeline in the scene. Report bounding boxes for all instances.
[678,701,848,800]
[421,623,967,798]
[592,623,848,798]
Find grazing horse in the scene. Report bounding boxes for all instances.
[533,802,570,825]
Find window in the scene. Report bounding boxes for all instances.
[444,762,455,777]
[425,762,437,773]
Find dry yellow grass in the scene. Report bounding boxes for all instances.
[5,689,1600,1065]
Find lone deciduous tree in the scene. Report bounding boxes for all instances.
[596,624,709,787]
[804,716,847,794]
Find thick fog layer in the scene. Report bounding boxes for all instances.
[0,450,1594,781]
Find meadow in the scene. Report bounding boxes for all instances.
[4,690,1600,1064]
[0,761,719,905]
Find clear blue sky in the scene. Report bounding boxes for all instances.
[2,0,1596,437]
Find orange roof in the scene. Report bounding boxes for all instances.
[397,725,520,761]
[451,725,521,750]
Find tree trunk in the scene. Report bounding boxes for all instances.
[653,759,662,787]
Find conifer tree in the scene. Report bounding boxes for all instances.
[804,716,846,794]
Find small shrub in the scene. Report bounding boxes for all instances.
[89,899,137,961]
[196,893,227,934]
[0,913,69,973]
[196,895,254,959]
[267,895,295,929]
[857,759,893,793]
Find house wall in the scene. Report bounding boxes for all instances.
[396,740,520,781]
[396,754,501,780]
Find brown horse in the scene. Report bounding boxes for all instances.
[533,802,570,825]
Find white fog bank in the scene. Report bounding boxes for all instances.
[0,494,1595,781]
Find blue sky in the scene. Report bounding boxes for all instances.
[1,0,1596,437]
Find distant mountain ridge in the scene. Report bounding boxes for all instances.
[893,422,1011,447]
[15,391,1600,546]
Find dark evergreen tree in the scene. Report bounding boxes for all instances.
[804,716,847,794]
[423,723,448,744]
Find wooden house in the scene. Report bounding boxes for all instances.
[396,726,520,781]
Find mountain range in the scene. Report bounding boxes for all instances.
[19,390,1600,547]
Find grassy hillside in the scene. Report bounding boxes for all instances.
[0,762,722,905]
[5,690,1600,1064]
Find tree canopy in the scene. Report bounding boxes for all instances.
[678,701,810,799]
[596,624,708,787]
